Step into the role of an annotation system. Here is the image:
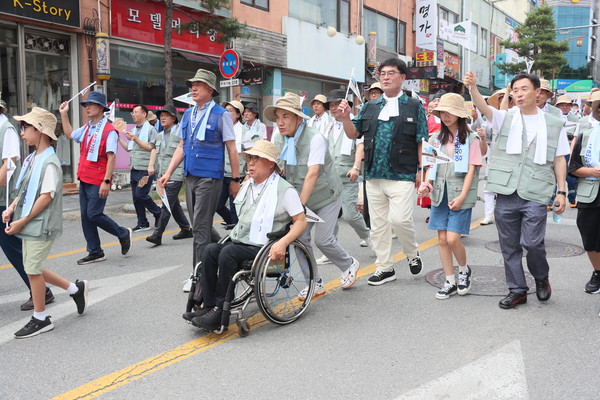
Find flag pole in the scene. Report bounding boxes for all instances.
[66,81,96,105]
[345,68,354,100]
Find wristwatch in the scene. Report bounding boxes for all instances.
[556,191,567,196]
[231,177,242,183]
[103,179,111,184]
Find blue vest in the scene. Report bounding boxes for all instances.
[180,105,227,179]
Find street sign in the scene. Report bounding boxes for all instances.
[220,79,240,87]
[219,49,242,79]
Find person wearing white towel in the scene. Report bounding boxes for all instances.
[465,71,570,310]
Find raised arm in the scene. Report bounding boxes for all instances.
[464,71,494,122]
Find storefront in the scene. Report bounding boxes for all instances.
[0,1,81,182]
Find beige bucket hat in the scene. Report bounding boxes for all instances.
[242,139,282,173]
[365,82,383,97]
[147,111,157,123]
[487,88,511,109]
[14,107,58,140]
[310,94,328,109]
[221,100,245,115]
[539,79,551,92]
[186,69,219,96]
[0,98,8,114]
[555,94,573,106]
[432,93,469,119]
[589,90,600,106]
[264,92,310,122]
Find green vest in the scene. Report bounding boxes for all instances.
[14,153,63,241]
[487,109,563,205]
[430,132,480,209]
[577,116,594,134]
[131,122,153,171]
[575,127,600,203]
[546,105,562,118]
[275,125,342,210]
[327,122,357,182]
[156,124,184,181]
[0,119,21,203]
[230,177,295,246]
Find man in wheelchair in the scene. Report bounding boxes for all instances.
[186,140,307,331]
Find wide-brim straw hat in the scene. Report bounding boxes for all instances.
[539,79,551,93]
[310,94,329,110]
[555,94,573,106]
[186,69,219,97]
[264,92,310,122]
[221,100,244,115]
[589,90,600,106]
[147,111,157,123]
[14,107,58,140]
[432,93,469,119]
[242,139,282,173]
[487,88,511,109]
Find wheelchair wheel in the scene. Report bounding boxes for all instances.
[254,240,315,325]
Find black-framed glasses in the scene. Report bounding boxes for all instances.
[246,154,261,163]
[19,122,32,132]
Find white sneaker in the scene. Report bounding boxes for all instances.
[340,258,360,289]
[298,279,326,301]
[182,276,193,293]
[315,255,332,265]
[360,237,373,248]
[480,218,494,225]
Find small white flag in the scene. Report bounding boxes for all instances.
[422,139,451,167]
[348,71,362,103]
[66,81,96,105]
[174,92,196,106]
[448,20,471,50]
[104,102,115,121]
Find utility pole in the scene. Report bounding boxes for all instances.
[593,3,600,81]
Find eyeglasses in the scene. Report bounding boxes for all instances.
[19,122,32,132]
[246,155,261,163]
[379,70,400,78]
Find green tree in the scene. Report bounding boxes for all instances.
[498,5,568,78]
[161,0,250,103]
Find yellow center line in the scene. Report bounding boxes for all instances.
[0,220,225,270]
[51,218,484,400]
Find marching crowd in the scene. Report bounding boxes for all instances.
[2,56,600,339]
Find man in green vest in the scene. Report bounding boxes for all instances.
[268,92,360,300]
[339,58,427,286]
[186,140,306,332]
[465,71,570,309]
[146,104,193,246]
[0,98,54,310]
[118,104,162,232]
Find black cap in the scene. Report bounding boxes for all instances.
[157,104,178,122]
[244,102,259,115]
[325,89,353,108]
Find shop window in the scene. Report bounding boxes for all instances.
[0,26,19,118]
[470,22,478,54]
[363,8,404,54]
[241,0,269,11]
[289,0,351,34]
[480,28,488,57]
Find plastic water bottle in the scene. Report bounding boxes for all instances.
[552,202,563,224]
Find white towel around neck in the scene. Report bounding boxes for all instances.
[378,93,400,121]
[235,172,280,245]
[505,108,548,165]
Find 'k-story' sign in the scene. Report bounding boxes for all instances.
[1,0,80,28]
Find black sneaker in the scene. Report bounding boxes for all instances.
[146,234,162,246]
[14,316,54,339]
[457,266,472,295]
[77,252,106,265]
[182,307,212,323]
[585,270,600,294]
[120,228,132,255]
[436,281,458,299]
[535,278,551,302]
[191,307,225,331]
[20,287,55,311]
[408,251,423,275]
[71,280,88,315]
[367,269,396,286]
[132,225,151,233]
[499,292,527,309]
[173,228,194,240]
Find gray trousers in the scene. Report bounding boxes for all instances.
[186,175,222,268]
[495,192,550,293]
[334,181,370,240]
[298,196,353,282]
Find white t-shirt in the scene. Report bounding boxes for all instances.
[1,118,20,161]
[40,162,60,199]
[307,133,328,167]
[330,119,364,146]
[250,180,304,217]
[491,108,570,157]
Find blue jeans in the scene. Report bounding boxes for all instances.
[130,168,162,227]
[0,205,29,290]
[80,181,128,255]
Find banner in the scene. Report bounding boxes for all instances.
[415,0,437,51]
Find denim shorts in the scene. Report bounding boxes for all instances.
[427,191,473,235]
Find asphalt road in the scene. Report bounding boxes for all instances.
[0,185,598,400]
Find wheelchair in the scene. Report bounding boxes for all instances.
[185,225,317,337]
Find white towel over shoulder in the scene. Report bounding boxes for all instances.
[505,108,548,165]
